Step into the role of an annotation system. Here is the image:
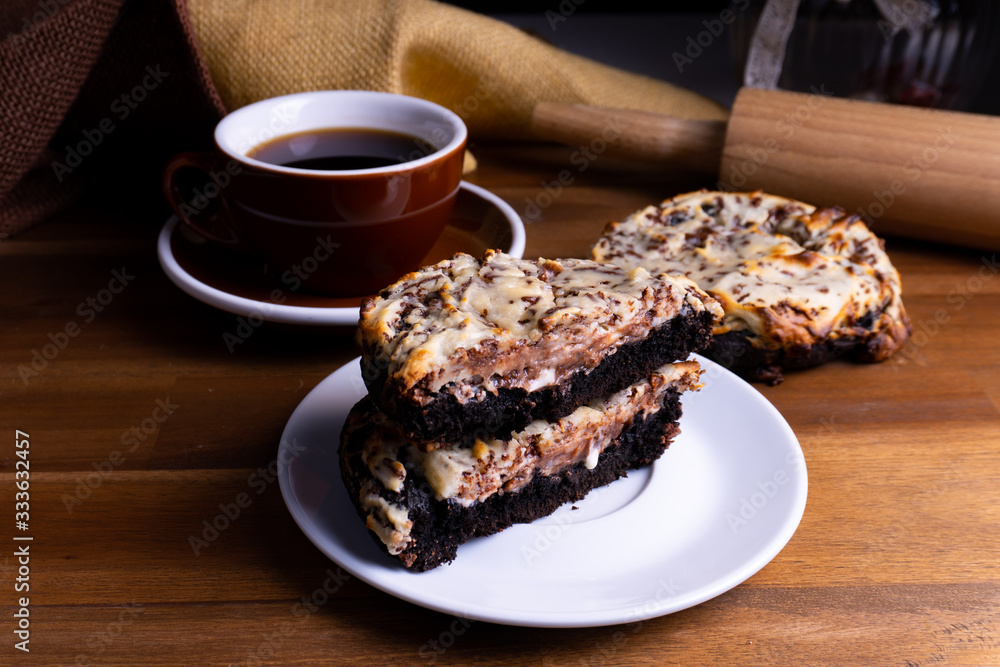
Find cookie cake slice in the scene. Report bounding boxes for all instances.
[340,250,722,570]
[592,190,911,384]
[355,249,721,444]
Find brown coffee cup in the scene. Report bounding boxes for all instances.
[162,90,467,296]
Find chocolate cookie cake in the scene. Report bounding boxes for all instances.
[356,250,721,443]
[592,190,912,384]
[340,361,702,571]
[341,250,721,571]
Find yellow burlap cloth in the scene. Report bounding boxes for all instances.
[186,0,727,145]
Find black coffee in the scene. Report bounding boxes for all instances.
[248,128,435,170]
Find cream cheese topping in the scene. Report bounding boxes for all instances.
[357,250,720,404]
[360,486,413,555]
[350,361,702,552]
[592,190,910,357]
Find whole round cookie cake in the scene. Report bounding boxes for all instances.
[591,190,912,384]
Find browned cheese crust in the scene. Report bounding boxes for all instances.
[356,249,721,413]
[339,362,702,570]
[592,190,912,383]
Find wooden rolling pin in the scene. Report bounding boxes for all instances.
[531,88,1000,251]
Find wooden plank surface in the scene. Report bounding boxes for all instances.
[2,143,999,665]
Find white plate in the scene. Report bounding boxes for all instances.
[277,355,807,628]
[157,181,526,326]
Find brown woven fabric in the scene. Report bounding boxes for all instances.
[0,0,123,237]
[48,0,227,223]
[0,0,726,239]
[0,0,225,238]
[188,0,728,140]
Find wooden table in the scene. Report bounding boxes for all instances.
[3,143,999,665]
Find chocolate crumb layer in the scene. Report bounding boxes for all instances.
[339,375,689,572]
[370,305,715,445]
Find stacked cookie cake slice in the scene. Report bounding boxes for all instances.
[339,250,722,571]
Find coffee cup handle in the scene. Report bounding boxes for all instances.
[161,152,249,250]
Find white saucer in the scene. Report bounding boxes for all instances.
[157,181,526,326]
[277,355,807,628]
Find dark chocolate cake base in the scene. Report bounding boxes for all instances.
[705,331,851,386]
[362,307,713,445]
[708,306,911,385]
[339,390,684,572]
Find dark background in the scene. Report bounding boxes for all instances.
[441,1,1000,115]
